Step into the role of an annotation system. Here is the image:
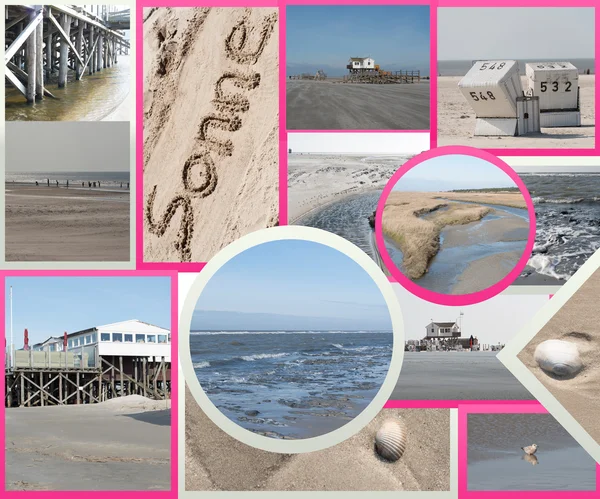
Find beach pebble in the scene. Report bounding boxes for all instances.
[534,339,583,377]
[375,418,408,462]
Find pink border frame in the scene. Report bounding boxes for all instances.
[375,146,537,306]
[458,403,600,497]
[435,0,598,156]
[1,271,178,497]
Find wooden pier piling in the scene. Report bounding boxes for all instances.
[5,5,131,102]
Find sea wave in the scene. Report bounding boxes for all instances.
[527,254,571,281]
[240,353,290,361]
[193,361,210,369]
[532,196,586,204]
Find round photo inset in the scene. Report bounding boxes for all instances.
[376,147,535,305]
[180,227,404,453]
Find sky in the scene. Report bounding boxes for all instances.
[286,5,430,77]
[438,8,595,60]
[392,155,517,191]
[395,286,549,344]
[5,276,171,346]
[288,133,430,154]
[512,164,600,174]
[192,240,392,331]
[6,122,130,173]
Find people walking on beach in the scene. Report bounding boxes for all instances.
[35,181,38,186]
[88,181,91,188]
[82,182,85,187]
[93,182,96,188]
[98,181,101,188]
[127,182,130,189]
[56,180,59,187]
[66,180,69,188]
[47,179,50,187]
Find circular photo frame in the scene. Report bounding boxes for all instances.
[375,146,536,306]
[180,226,405,453]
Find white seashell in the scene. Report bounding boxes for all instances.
[534,339,583,377]
[375,418,407,462]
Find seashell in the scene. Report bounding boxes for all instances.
[375,418,407,462]
[534,339,583,377]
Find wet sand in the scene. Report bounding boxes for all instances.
[518,268,600,443]
[392,352,533,400]
[185,387,450,491]
[437,75,595,149]
[5,185,129,261]
[288,154,413,222]
[286,79,430,130]
[5,396,171,491]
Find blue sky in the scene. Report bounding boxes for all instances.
[193,240,392,331]
[392,155,517,192]
[286,5,430,77]
[5,277,171,346]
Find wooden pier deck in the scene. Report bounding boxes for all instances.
[5,4,131,103]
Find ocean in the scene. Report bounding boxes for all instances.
[520,173,600,282]
[191,330,392,439]
[468,413,596,491]
[392,351,533,400]
[438,58,595,77]
[5,171,130,189]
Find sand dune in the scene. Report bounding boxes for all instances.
[518,268,600,443]
[143,7,279,262]
[185,387,450,491]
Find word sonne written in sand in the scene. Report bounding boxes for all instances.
[146,12,277,262]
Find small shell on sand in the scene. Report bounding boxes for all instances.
[534,339,583,377]
[375,418,408,462]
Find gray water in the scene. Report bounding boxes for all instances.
[439,58,595,76]
[468,413,596,491]
[6,55,130,121]
[392,352,533,400]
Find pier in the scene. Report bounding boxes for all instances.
[5,321,171,408]
[5,4,131,103]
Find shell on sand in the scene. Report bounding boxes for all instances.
[534,339,583,377]
[375,418,408,462]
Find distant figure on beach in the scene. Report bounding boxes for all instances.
[82,182,85,187]
[521,444,538,455]
[127,182,130,189]
[120,182,123,188]
[56,180,59,187]
[47,179,49,187]
[66,180,69,188]
[88,181,91,188]
[98,181,101,188]
[93,182,96,188]
[35,181,38,186]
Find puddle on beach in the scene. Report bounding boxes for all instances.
[6,55,130,121]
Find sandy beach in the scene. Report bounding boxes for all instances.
[288,154,412,223]
[185,387,449,491]
[5,185,129,262]
[5,395,171,491]
[518,268,600,444]
[437,75,595,149]
[286,79,430,130]
[382,191,528,291]
[143,7,278,263]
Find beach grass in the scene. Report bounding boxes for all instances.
[382,192,500,279]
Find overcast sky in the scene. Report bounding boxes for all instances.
[394,286,549,344]
[288,133,429,154]
[6,122,130,172]
[438,8,595,60]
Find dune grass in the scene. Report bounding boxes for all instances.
[382,192,493,279]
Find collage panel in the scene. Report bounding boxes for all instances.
[3,272,175,491]
[437,6,595,151]
[1,1,599,498]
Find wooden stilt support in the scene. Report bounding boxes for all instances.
[25,11,37,102]
[119,356,124,397]
[75,20,83,79]
[35,5,43,99]
[57,13,70,88]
